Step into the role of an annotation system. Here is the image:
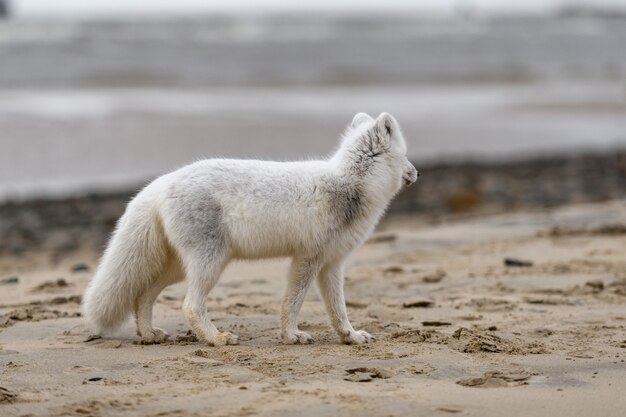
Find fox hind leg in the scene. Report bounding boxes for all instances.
[181,249,237,346]
[135,254,184,344]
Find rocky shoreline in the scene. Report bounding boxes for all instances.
[1,151,625,256]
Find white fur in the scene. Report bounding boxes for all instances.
[82,112,418,346]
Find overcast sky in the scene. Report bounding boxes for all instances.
[10,0,626,18]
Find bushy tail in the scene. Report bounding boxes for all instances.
[82,193,167,334]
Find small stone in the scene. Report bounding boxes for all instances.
[71,263,90,273]
[436,407,463,414]
[403,300,434,308]
[367,233,397,244]
[69,295,82,303]
[32,278,70,292]
[423,270,446,283]
[422,321,452,327]
[346,301,369,309]
[504,258,533,267]
[0,276,19,286]
[584,280,604,292]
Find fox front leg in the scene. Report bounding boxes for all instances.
[317,261,374,344]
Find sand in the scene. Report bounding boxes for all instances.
[1,200,626,417]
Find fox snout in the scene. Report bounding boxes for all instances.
[403,164,419,186]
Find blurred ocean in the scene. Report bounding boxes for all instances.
[1,15,625,200]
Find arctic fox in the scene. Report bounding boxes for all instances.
[82,112,418,346]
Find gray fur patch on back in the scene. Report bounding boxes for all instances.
[166,185,228,258]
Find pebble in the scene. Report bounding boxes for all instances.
[367,233,397,244]
[345,301,369,309]
[403,300,434,308]
[71,263,90,273]
[422,321,452,327]
[504,258,533,267]
[423,270,446,283]
[383,266,404,273]
[0,276,18,285]
[584,280,604,292]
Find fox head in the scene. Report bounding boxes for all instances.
[345,112,419,191]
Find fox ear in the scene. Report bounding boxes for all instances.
[375,112,395,139]
[350,112,373,128]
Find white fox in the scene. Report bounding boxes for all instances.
[82,112,418,346]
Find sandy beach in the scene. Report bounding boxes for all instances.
[1,199,625,416]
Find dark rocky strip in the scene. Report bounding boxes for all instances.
[1,152,625,256]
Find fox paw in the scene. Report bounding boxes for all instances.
[140,327,170,344]
[282,330,314,345]
[208,331,239,347]
[342,329,374,345]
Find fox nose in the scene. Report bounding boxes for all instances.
[403,172,418,186]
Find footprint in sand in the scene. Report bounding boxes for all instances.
[63,365,103,375]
